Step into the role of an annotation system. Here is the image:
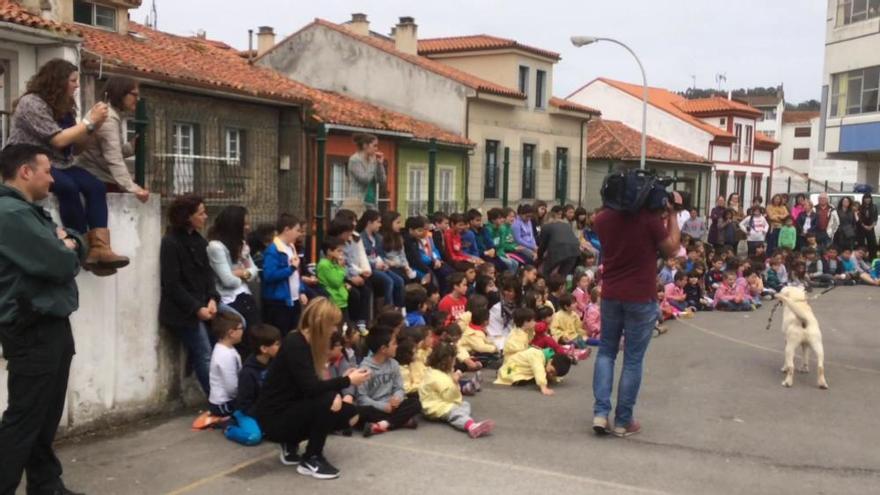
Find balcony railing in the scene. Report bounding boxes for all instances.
[149,153,249,203]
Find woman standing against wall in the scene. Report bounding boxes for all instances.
[346,133,387,215]
[7,59,129,275]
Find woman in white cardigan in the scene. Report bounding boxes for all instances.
[207,206,260,349]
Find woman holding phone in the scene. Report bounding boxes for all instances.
[257,298,371,480]
[76,76,149,202]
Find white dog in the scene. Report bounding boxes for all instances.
[774,286,829,389]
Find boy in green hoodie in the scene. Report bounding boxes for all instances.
[485,207,520,269]
[317,237,348,312]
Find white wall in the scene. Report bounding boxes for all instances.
[568,80,712,156]
[0,194,192,434]
[259,24,470,134]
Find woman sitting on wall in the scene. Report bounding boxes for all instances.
[7,58,128,276]
[345,133,387,215]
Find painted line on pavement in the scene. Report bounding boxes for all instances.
[163,451,276,495]
[676,319,880,375]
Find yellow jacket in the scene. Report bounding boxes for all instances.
[494,347,548,387]
[455,343,471,364]
[503,326,533,357]
[401,347,431,394]
[459,325,498,354]
[419,367,462,419]
[551,310,585,342]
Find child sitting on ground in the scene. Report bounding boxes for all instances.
[458,299,501,368]
[743,269,766,306]
[583,287,602,342]
[486,276,518,349]
[530,306,567,356]
[404,284,429,327]
[504,307,536,358]
[494,347,572,396]
[550,294,590,354]
[572,272,591,318]
[398,326,430,397]
[713,271,752,311]
[357,326,422,437]
[225,323,280,446]
[658,257,678,285]
[765,255,788,293]
[419,342,494,439]
[438,272,469,324]
[683,272,708,311]
[443,323,483,395]
[663,272,688,312]
[704,257,726,297]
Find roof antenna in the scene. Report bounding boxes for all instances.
[248,29,254,63]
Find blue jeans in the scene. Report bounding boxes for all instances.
[173,322,212,395]
[372,269,405,308]
[225,411,262,446]
[50,166,108,233]
[593,299,658,427]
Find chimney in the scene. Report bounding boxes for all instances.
[195,29,207,39]
[347,13,370,36]
[257,26,275,57]
[394,16,418,55]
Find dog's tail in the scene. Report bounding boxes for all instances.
[776,294,818,326]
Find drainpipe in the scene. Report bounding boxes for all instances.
[578,119,585,206]
[502,146,510,208]
[428,139,437,213]
[134,98,148,187]
[315,124,327,249]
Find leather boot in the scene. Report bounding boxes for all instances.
[84,228,130,272]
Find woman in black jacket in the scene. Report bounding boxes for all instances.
[257,298,370,480]
[159,194,217,395]
[858,193,878,259]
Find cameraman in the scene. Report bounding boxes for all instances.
[591,191,681,437]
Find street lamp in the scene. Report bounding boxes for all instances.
[571,36,648,170]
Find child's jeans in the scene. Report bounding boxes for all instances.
[357,396,422,429]
[669,300,688,312]
[225,410,262,446]
[716,300,753,311]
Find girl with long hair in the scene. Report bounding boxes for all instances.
[858,193,878,259]
[345,133,387,215]
[380,211,417,282]
[357,210,405,309]
[8,59,128,275]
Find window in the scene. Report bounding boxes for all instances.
[407,167,426,217]
[720,117,726,126]
[522,143,535,199]
[831,65,880,116]
[751,174,763,200]
[763,130,776,140]
[518,66,530,96]
[535,70,546,108]
[438,168,455,213]
[763,108,777,121]
[225,128,244,165]
[172,123,197,195]
[744,125,753,163]
[732,124,742,162]
[793,148,811,160]
[73,1,117,30]
[716,171,729,199]
[794,127,812,138]
[734,173,746,197]
[329,158,350,219]
[124,118,137,144]
[555,147,568,203]
[838,0,880,25]
[484,140,499,198]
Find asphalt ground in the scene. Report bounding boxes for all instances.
[28,286,880,494]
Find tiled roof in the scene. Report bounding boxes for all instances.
[754,131,780,148]
[782,110,819,124]
[577,78,736,139]
[677,97,762,117]
[0,0,79,35]
[587,119,711,165]
[80,23,470,146]
[549,97,600,116]
[739,94,782,108]
[265,19,526,100]
[417,34,560,60]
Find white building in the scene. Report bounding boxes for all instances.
[775,110,858,191]
[741,89,785,142]
[819,0,880,188]
[567,78,779,212]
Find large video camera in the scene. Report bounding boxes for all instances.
[600,168,690,213]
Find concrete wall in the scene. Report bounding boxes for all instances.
[259,24,470,134]
[0,194,197,435]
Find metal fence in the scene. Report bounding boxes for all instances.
[405,199,461,217]
[770,175,857,196]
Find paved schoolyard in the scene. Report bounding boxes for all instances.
[37,287,880,494]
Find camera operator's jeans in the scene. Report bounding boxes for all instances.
[593,299,658,428]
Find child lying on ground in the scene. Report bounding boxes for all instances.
[494,347,572,396]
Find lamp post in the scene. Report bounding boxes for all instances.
[571,36,648,170]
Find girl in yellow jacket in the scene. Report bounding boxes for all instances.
[503,307,536,358]
[419,342,495,439]
[494,347,572,396]
[550,294,587,348]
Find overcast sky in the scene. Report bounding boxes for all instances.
[131,0,827,103]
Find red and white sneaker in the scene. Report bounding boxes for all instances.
[467,419,495,439]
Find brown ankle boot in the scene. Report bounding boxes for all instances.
[84,228,130,272]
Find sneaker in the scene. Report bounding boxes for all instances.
[402,418,418,429]
[461,381,476,396]
[573,348,592,361]
[280,443,300,466]
[362,422,388,438]
[592,416,610,436]
[467,419,495,438]
[612,419,641,438]
[297,455,340,480]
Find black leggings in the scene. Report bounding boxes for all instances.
[356,396,421,429]
[259,392,358,458]
[346,283,372,323]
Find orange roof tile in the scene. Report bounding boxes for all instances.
[677,97,762,117]
[754,131,780,149]
[80,23,469,146]
[782,110,819,124]
[263,19,526,101]
[417,34,560,60]
[587,119,711,165]
[0,0,79,35]
[575,78,736,140]
[549,97,600,116]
